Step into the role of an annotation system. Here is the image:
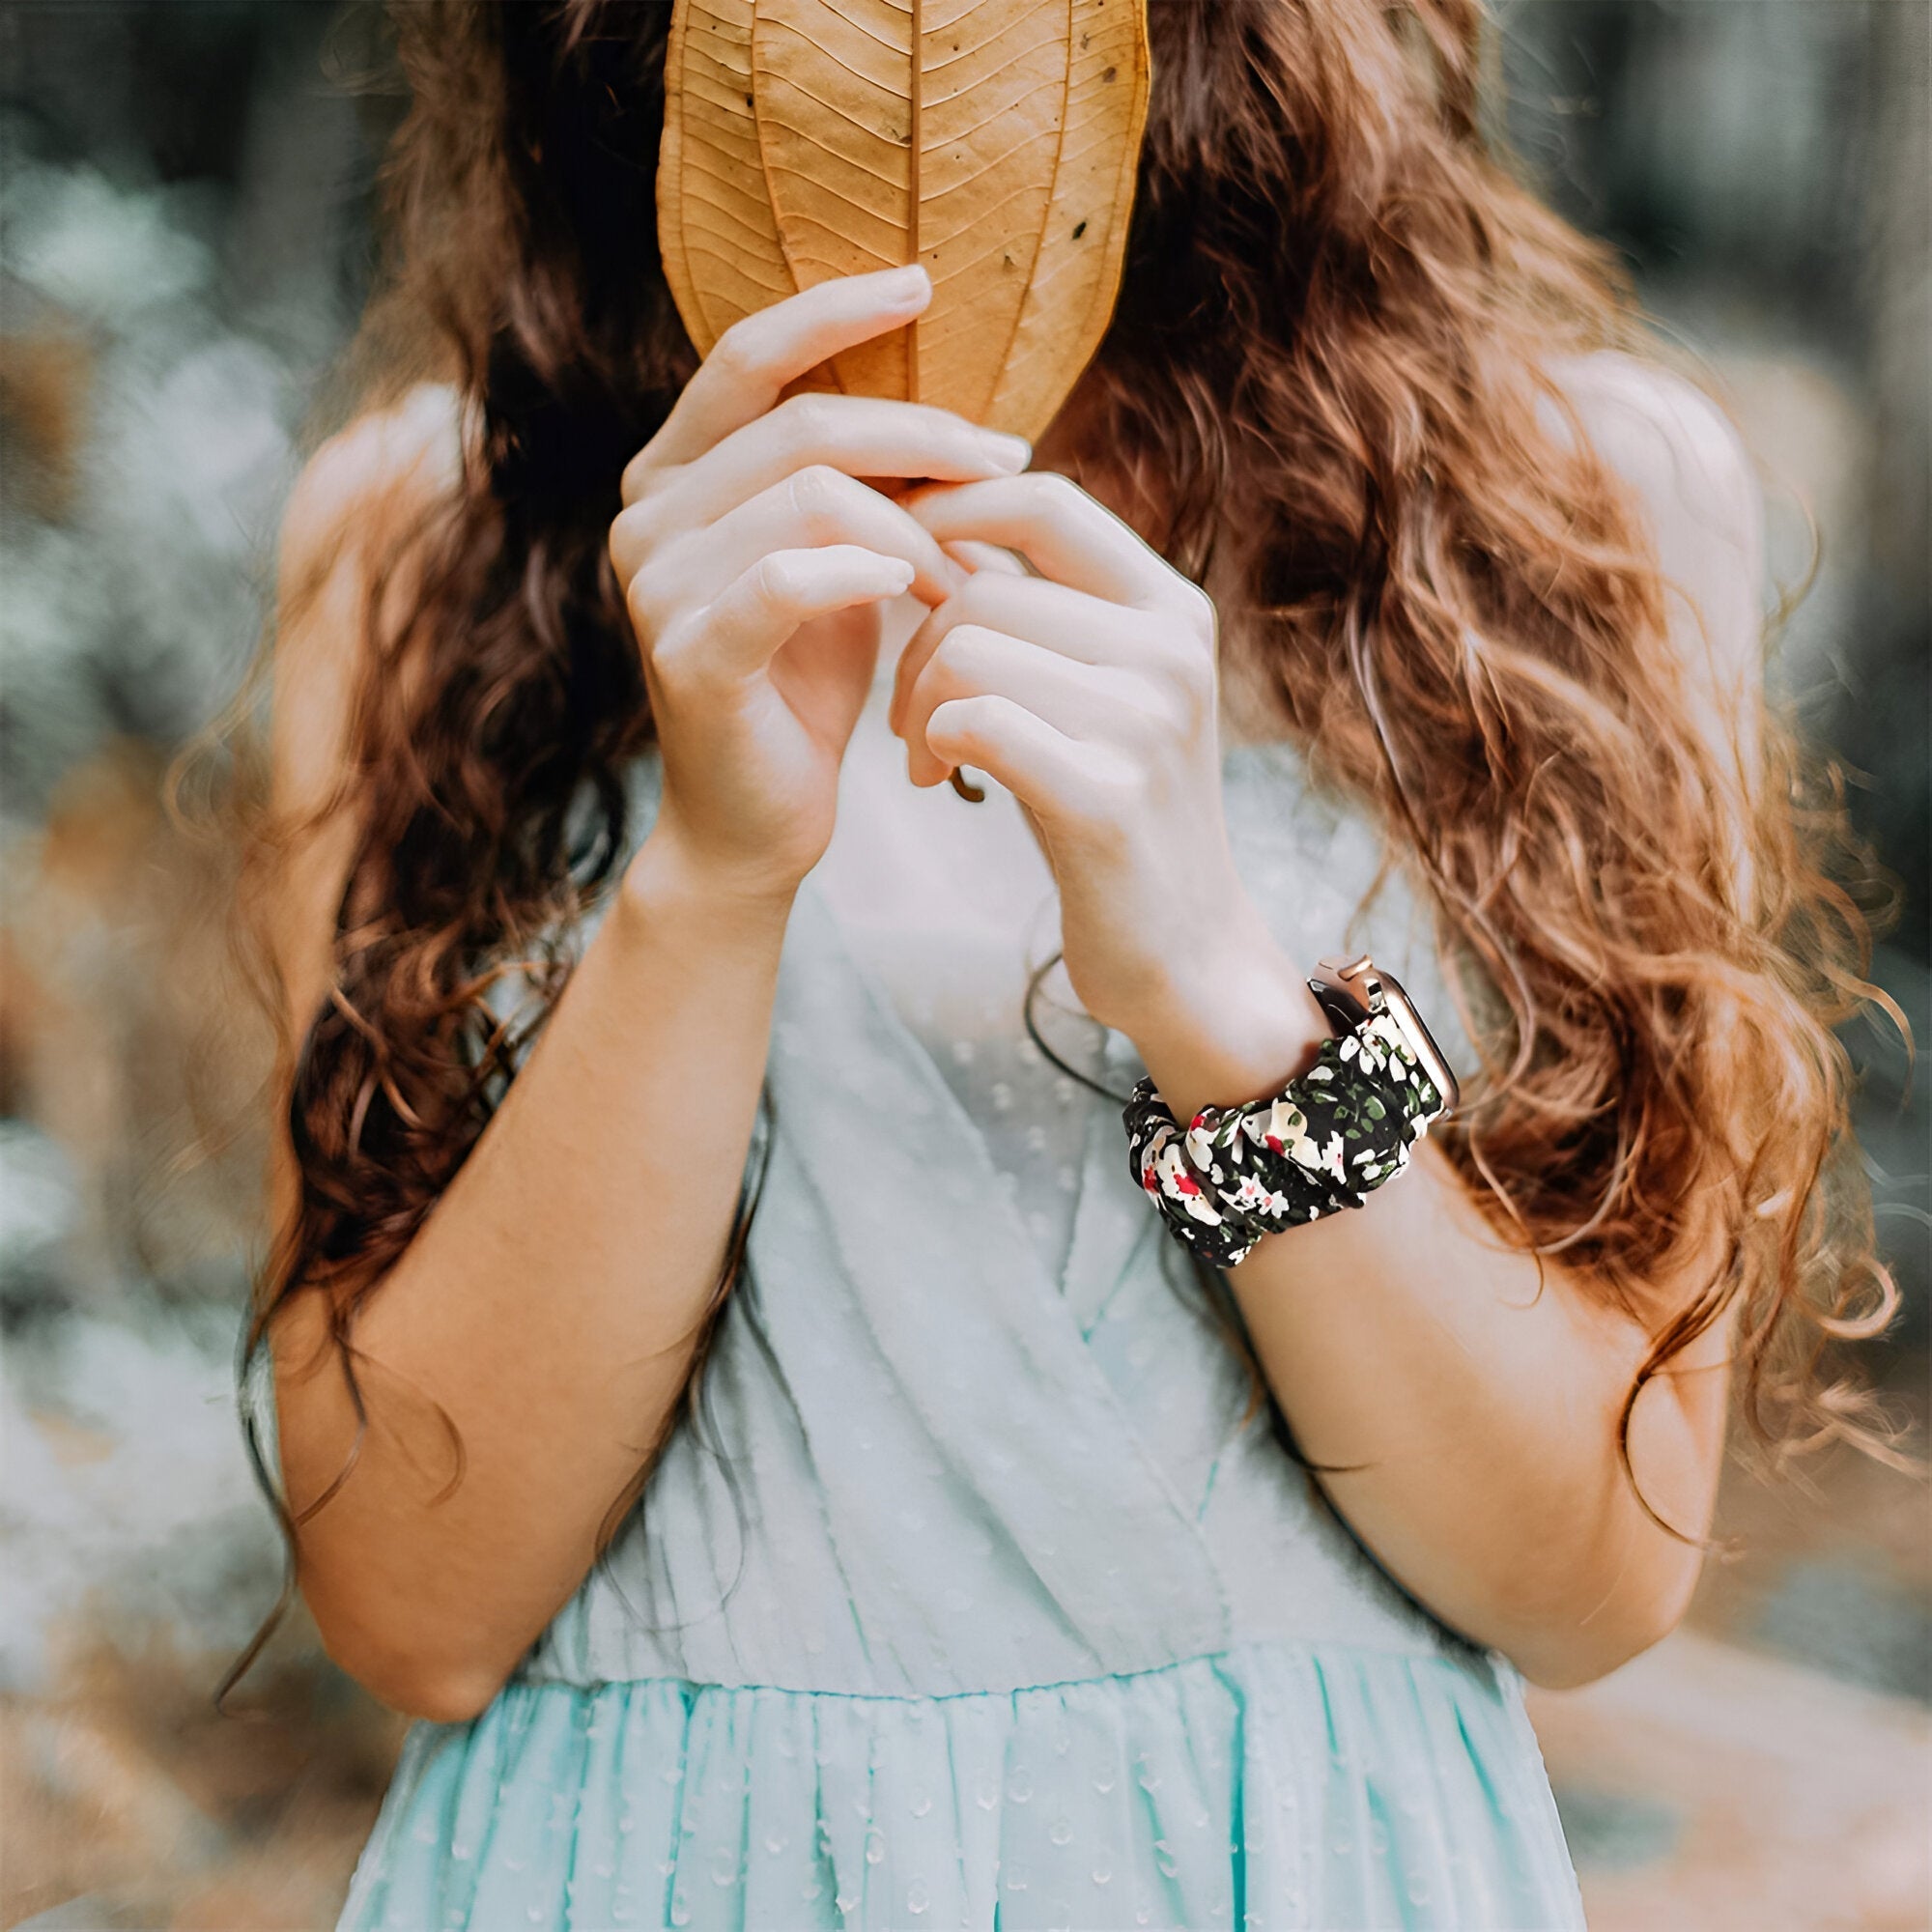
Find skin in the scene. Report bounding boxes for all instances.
[269,265,1760,1721]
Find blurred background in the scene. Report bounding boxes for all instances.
[0,1,1925,1925]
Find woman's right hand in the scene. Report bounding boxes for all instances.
[610,265,1032,899]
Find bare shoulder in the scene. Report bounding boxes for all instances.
[1543,351,1755,508]
[279,381,465,588]
[1539,350,1765,634]
[271,384,465,808]
[1540,349,1767,792]
[266,382,466,1037]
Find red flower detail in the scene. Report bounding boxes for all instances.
[1264,1134,1284,1152]
[1174,1174,1201,1196]
[1190,1114,1209,1131]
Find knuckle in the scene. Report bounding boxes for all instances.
[940,691,996,736]
[1026,469,1081,514]
[623,561,663,625]
[626,577,673,660]
[648,611,694,672]
[620,438,678,506]
[787,463,847,531]
[608,499,651,570]
[708,320,767,384]
[751,550,807,608]
[779,392,837,450]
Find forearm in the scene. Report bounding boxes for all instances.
[274,829,792,1718]
[1130,928,1724,1689]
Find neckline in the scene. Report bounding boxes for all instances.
[796,864,1120,1306]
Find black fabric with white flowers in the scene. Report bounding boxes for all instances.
[1123,1012,1448,1268]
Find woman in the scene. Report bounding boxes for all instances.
[222,2,1905,1926]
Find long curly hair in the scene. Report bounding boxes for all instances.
[193,0,1913,1697]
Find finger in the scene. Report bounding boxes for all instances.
[922,691,1131,829]
[629,268,933,492]
[898,623,1154,787]
[889,567,1170,737]
[902,472,1197,613]
[683,465,968,611]
[651,392,1030,534]
[651,546,914,690]
[941,539,1030,576]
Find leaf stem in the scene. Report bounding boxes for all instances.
[908,0,923,403]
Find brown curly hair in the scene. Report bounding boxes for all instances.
[187,0,1914,1696]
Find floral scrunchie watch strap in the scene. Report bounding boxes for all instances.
[1123,1011,1447,1268]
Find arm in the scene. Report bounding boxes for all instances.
[268,270,1025,1722]
[894,357,1764,1690]
[1135,360,1764,1690]
[266,417,801,1727]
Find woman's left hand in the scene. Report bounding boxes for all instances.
[891,469,1309,1069]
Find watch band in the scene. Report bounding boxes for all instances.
[1123,950,1457,1267]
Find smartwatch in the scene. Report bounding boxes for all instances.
[1306,952,1462,1121]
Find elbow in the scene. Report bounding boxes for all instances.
[1512,1619,1668,1691]
[335,1644,506,1726]
[383,1665,506,1728]
[312,1608,509,1725]
[290,1532,522,1723]
[1505,1562,1700,1691]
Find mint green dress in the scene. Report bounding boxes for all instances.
[331,735,1587,1931]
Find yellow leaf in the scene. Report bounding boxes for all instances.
[658,0,1151,441]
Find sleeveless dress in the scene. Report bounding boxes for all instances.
[330,646,1587,1931]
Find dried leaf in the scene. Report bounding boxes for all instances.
[658,0,1151,441]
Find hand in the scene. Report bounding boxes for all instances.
[609,266,1033,898]
[891,471,1318,1076]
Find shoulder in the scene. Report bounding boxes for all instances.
[270,384,466,804]
[284,379,467,542]
[1541,352,1754,504]
[1537,349,1765,634]
[279,380,466,601]
[1538,349,1767,795]
[265,384,468,1033]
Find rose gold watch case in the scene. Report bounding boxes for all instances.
[1306,952,1462,1118]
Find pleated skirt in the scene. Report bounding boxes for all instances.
[335,1638,1586,1930]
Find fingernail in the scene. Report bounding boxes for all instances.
[982,433,1031,473]
[885,264,931,301]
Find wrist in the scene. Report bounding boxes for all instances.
[1125,913,1333,1125]
[619,823,801,942]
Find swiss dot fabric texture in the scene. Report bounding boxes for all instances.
[331,741,1586,1932]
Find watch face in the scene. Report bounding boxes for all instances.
[1307,954,1460,1116]
[1376,976,1461,1117]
